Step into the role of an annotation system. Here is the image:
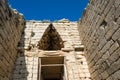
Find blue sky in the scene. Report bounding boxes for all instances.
[8,0,89,21]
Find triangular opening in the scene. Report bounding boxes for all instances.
[38,23,64,50]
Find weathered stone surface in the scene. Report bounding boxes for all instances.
[1,0,120,80]
[78,0,120,79]
[0,0,25,79]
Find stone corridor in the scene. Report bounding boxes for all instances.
[1,0,120,80]
[13,21,91,80]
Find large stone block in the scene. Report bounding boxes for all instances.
[112,28,120,41]
[109,41,119,55]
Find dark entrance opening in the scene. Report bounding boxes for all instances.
[41,66,63,80]
[38,23,64,50]
[38,57,67,80]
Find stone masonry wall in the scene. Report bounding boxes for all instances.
[78,0,120,80]
[14,20,91,80]
[24,21,79,50]
[0,0,25,79]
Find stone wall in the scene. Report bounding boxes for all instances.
[25,21,79,50]
[0,0,25,79]
[16,20,91,80]
[78,0,120,80]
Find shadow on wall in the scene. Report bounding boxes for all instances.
[0,0,26,79]
[37,23,64,50]
[13,26,29,80]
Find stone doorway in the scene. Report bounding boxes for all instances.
[38,56,67,80]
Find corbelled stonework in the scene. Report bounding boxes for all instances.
[37,23,64,50]
[0,0,120,80]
